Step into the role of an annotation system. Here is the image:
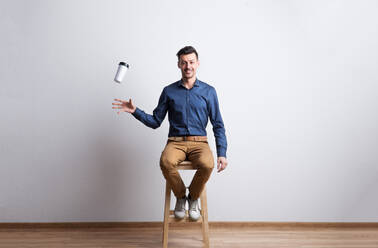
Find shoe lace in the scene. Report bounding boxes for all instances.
[189,199,198,211]
[175,197,186,210]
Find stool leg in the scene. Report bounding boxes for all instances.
[163,181,171,248]
[200,186,209,248]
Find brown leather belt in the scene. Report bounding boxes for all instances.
[168,136,207,142]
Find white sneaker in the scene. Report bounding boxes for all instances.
[174,196,187,219]
[188,197,201,221]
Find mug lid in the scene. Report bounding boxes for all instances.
[119,62,129,68]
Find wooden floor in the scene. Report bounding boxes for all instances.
[0,223,377,248]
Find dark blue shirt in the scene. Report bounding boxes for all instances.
[132,78,227,158]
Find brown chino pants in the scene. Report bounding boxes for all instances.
[159,139,215,200]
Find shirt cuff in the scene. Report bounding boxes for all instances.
[131,107,142,119]
[217,148,227,158]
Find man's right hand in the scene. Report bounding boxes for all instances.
[112,98,136,114]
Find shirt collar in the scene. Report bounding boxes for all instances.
[178,78,200,88]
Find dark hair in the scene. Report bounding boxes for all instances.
[176,46,198,60]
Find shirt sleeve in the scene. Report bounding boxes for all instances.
[208,87,228,158]
[131,87,168,129]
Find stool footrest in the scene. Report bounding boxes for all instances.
[168,210,203,223]
[168,216,203,223]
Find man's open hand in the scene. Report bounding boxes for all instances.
[112,98,136,114]
[217,156,228,173]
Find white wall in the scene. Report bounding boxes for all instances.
[1,0,377,222]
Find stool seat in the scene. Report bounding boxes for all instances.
[162,160,210,248]
[174,160,198,170]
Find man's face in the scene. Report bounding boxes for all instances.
[178,53,199,80]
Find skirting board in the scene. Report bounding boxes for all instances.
[0,222,377,229]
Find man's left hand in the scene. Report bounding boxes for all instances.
[217,157,228,173]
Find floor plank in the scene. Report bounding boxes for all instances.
[0,225,377,247]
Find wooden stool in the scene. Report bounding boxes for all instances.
[162,161,210,248]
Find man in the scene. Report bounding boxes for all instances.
[112,46,228,221]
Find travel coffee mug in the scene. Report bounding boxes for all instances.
[114,62,129,83]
